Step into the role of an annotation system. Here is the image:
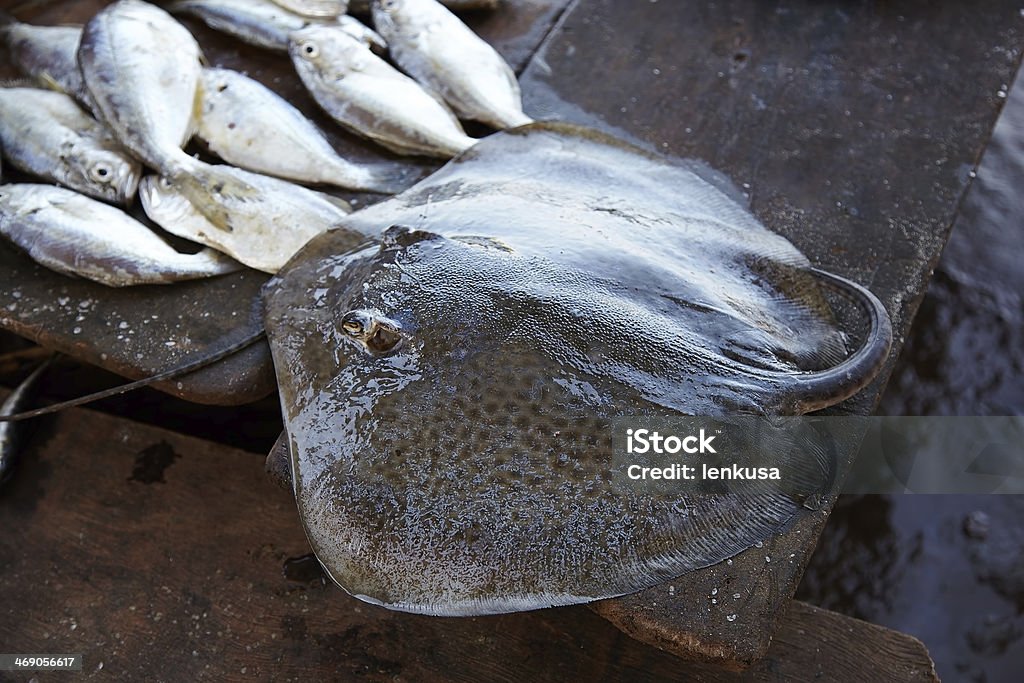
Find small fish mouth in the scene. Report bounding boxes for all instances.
[116,170,142,206]
[137,176,167,215]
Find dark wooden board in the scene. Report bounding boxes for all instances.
[0,0,571,405]
[515,0,1023,665]
[0,403,936,681]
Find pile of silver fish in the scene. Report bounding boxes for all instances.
[0,0,529,283]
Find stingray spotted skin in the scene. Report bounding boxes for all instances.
[262,123,892,615]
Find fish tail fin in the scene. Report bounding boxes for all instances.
[318,193,353,213]
[170,161,262,233]
[356,162,428,194]
[195,247,245,275]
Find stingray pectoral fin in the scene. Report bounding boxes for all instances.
[776,268,892,413]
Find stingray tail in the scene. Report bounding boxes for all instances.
[775,268,892,414]
[0,327,266,422]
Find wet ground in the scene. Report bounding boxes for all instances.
[797,64,1024,681]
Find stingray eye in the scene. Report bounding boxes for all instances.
[341,310,404,355]
[299,41,320,59]
[90,161,114,182]
[341,310,372,337]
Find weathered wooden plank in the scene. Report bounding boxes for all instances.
[0,404,936,681]
[516,0,1023,665]
[731,601,937,682]
[0,0,569,405]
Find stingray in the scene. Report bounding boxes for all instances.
[259,122,891,616]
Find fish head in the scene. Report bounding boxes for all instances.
[288,25,371,81]
[138,175,193,225]
[370,0,423,22]
[371,0,438,38]
[66,144,142,206]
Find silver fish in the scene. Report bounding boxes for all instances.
[351,0,498,11]
[0,18,93,108]
[0,357,53,486]
[78,0,202,175]
[196,68,409,193]
[271,0,348,18]
[170,0,312,51]
[372,0,533,129]
[139,168,358,273]
[0,88,141,205]
[337,15,386,52]
[289,26,475,158]
[0,184,241,287]
[170,0,384,52]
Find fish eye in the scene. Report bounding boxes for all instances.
[90,162,114,182]
[158,177,173,190]
[300,41,320,59]
[341,310,404,355]
[341,310,371,336]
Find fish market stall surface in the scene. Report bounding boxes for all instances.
[0,0,1020,675]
